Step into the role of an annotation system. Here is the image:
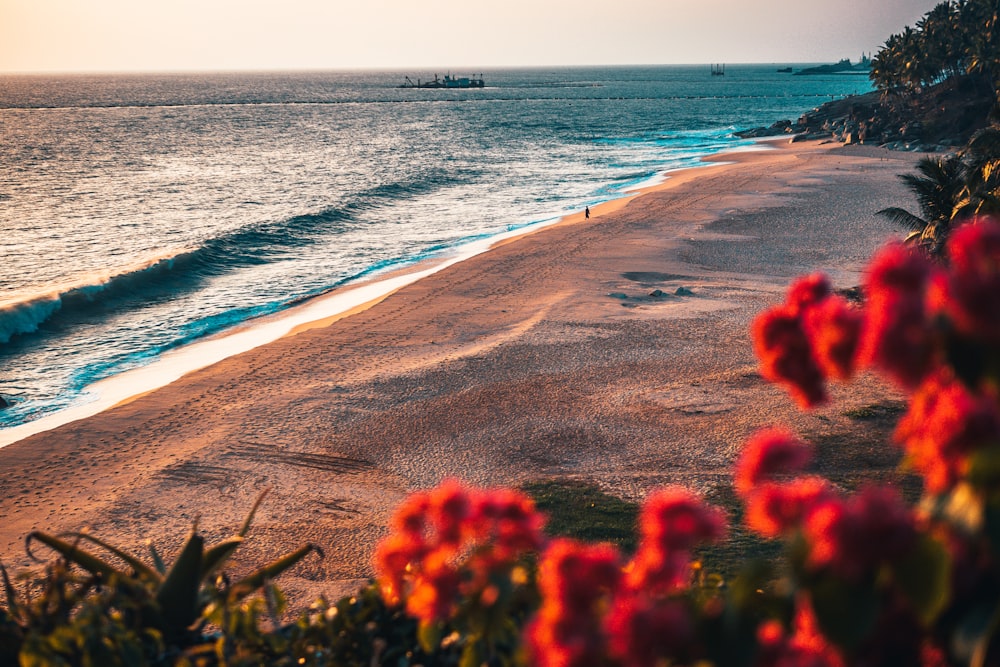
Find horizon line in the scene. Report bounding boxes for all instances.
[0,60,865,77]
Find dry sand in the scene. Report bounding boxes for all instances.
[0,140,924,606]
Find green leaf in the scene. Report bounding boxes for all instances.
[62,532,162,584]
[893,533,952,625]
[227,543,321,601]
[0,563,21,622]
[417,620,442,654]
[460,640,485,667]
[809,574,880,651]
[200,537,244,581]
[26,532,125,582]
[239,488,270,538]
[147,541,167,576]
[154,530,205,638]
[967,444,1000,490]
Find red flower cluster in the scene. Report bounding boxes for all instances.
[527,539,622,667]
[938,222,1000,341]
[804,485,916,581]
[627,487,728,592]
[894,372,1000,493]
[735,428,813,495]
[736,428,916,582]
[856,243,938,388]
[736,429,835,538]
[752,273,861,407]
[752,219,1000,495]
[754,601,845,667]
[374,478,545,623]
[529,488,726,667]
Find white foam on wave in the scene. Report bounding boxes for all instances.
[0,216,562,447]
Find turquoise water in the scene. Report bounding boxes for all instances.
[0,65,872,428]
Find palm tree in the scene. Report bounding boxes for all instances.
[878,154,967,254]
[954,127,1000,219]
[879,127,1000,256]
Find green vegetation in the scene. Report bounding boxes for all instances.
[878,127,1000,254]
[521,479,638,552]
[870,0,998,104]
[1,492,327,665]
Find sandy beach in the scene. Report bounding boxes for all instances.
[0,140,922,606]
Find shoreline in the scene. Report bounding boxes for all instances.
[0,139,920,607]
[0,142,765,448]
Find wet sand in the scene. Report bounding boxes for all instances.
[0,140,922,606]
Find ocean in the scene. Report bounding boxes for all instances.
[0,65,871,432]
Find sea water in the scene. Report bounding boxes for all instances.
[0,65,871,430]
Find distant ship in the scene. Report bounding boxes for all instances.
[711,64,725,76]
[400,74,485,89]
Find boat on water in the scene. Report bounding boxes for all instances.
[399,74,485,89]
[711,64,725,76]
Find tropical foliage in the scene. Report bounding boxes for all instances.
[870,0,999,100]
[878,127,1000,255]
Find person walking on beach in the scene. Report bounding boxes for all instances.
[585,206,590,219]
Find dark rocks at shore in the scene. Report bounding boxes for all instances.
[0,396,8,410]
[735,74,995,151]
[793,59,872,76]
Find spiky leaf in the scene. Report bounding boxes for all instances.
[26,532,124,582]
[227,543,321,602]
[154,531,204,637]
[62,532,162,585]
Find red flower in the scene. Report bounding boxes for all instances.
[427,478,474,550]
[374,480,546,624]
[528,539,622,667]
[606,596,695,667]
[753,614,845,667]
[895,372,1000,493]
[406,549,461,622]
[373,533,421,606]
[735,428,813,496]
[627,488,726,591]
[856,243,938,388]
[787,273,833,314]
[802,296,862,380]
[744,477,837,538]
[940,219,1000,341]
[753,304,828,407]
[804,485,916,581]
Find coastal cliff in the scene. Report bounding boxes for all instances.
[738,74,995,151]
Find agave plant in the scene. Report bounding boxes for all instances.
[10,490,320,646]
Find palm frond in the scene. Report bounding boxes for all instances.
[877,206,929,231]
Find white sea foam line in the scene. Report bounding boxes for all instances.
[0,216,560,448]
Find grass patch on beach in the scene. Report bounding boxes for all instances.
[701,483,784,580]
[523,478,781,579]
[522,479,638,553]
[841,401,905,421]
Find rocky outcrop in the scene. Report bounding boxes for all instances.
[735,74,995,151]
[793,59,872,76]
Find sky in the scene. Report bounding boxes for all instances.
[1,0,942,74]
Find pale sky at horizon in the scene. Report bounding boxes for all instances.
[1,0,942,74]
